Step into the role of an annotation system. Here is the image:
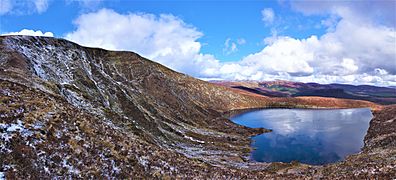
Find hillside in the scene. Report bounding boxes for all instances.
[213,80,396,105]
[0,35,394,178]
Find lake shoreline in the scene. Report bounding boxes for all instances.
[223,106,373,119]
[230,108,373,165]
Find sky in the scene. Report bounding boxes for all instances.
[1,0,395,86]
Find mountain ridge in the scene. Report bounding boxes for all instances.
[1,35,394,178]
[212,80,396,105]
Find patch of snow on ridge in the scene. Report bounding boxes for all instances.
[184,135,205,144]
[3,36,104,116]
[62,159,81,175]
[1,120,33,138]
[0,120,36,153]
[6,120,24,132]
[4,36,76,84]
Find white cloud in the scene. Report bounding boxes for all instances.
[65,8,218,76]
[290,1,396,27]
[65,0,103,10]
[0,0,49,15]
[223,38,237,55]
[241,36,315,76]
[0,0,12,15]
[202,4,395,86]
[374,68,388,76]
[34,0,49,13]
[340,58,358,75]
[321,15,340,32]
[201,3,396,86]
[237,38,246,45]
[63,7,395,86]
[261,8,275,24]
[223,38,246,55]
[77,0,103,7]
[2,29,54,37]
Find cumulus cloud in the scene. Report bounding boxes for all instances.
[242,36,315,76]
[63,6,396,86]
[261,8,275,24]
[2,29,54,37]
[290,1,396,27]
[0,0,49,15]
[205,2,396,86]
[65,8,219,76]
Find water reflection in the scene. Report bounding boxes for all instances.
[231,108,372,165]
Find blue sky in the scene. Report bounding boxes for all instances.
[1,0,395,86]
[1,0,328,61]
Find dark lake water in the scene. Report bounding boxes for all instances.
[231,108,373,165]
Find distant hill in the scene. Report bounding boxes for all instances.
[212,80,396,105]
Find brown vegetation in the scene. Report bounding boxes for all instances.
[0,35,394,178]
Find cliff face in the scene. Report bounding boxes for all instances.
[0,36,394,178]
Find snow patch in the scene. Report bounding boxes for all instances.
[111,160,121,175]
[184,135,205,144]
[1,120,39,152]
[1,120,33,140]
[137,156,150,168]
[6,120,24,132]
[62,159,80,175]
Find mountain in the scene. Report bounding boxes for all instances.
[1,36,395,178]
[213,80,396,105]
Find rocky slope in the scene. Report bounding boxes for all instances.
[0,35,394,178]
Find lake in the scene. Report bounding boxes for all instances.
[231,108,373,165]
